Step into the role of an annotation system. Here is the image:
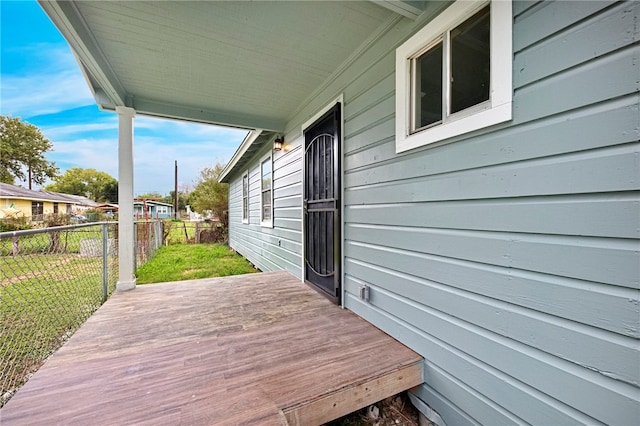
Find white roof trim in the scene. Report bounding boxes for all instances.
[372,1,425,20]
[219,130,263,183]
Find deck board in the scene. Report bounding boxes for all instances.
[0,271,422,425]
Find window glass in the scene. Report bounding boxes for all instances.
[413,42,443,131]
[450,6,490,114]
[261,191,271,220]
[242,173,249,222]
[261,160,271,191]
[395,0,512,153]
[31,202,43,218]
[261,158,272,224]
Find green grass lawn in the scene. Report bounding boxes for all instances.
[135,243,258,284]
[164,221,198,244]
[0,227,107,256]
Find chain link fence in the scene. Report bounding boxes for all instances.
[164,220,226,245]
[0,219,214,407]
[134,220,164,267]
[0,221,166,407]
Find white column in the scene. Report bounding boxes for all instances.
[116,106,136,291]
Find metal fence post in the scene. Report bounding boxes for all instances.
[101,223,109,302]
[156,221,162,252]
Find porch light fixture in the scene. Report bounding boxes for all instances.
[273,136,284,152]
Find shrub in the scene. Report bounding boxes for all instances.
[0,217,32,232]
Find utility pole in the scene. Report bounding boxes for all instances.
[174,160,178,220]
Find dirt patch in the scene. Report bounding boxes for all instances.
[180,268,206,276]
[325,392,431,426]
[1,256,76,287]
[199,227,225,243]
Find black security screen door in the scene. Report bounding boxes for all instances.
[304,104,341,303]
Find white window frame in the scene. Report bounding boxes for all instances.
[259,154,273,228]
[242,170,249,224]
[395,0,512,153]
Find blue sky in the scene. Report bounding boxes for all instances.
[1,0,247,196]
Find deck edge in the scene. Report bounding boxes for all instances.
[281,359,424,425]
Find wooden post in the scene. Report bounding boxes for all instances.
[183,221,189,243]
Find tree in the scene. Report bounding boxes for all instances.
[0,115,58,188]
[103,180,119,203]
[46,168,118,203]
[136,192,163,199]
[189,163,228,227]
[163,190,190,211]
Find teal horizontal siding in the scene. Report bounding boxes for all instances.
[345,241,638,337]
[227,142,303,278]
[227,0,640,424]
[345,282,638,426]
[346,144,638,201]
[346,223,638,288]
[514,2,639,87]
[344,255,639,384]
[339,1,639,424]
[344,193,640,239]
[345,96,638,183]
[513,1,615,52]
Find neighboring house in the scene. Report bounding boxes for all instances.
[40,1,639,425]
[134,199,174,220]
[0,182,73,220]
[95,204,119,218]
[44,192,101,213]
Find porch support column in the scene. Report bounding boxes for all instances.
[116,106,136,291]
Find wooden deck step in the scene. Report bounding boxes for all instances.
[0,271,423,425]
[281,360,423,425]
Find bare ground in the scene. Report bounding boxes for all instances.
[325,392,433,426]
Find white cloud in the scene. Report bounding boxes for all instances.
[132,134,242,195]
[49,138,119,177]
[42,122,245,196]
[4,42,248,196]
[1,46,95,117]
[40,119,118,140]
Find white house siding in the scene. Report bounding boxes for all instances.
[226,1,639,424]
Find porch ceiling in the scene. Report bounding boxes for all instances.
[38,1,423,132]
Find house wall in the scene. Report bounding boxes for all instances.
[226,1,640,424]
[0,198,70,219]
[228,142,304,277]
[150,205,172,219]
[133,203,173,219]
[1,199,31,218]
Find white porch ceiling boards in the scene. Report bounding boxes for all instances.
[40,1,401,132]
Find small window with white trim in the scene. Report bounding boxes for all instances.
[396,0,512,153]
[260,156,273,227]
[242,171,249,223]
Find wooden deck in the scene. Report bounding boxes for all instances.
[0,271,422,425]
